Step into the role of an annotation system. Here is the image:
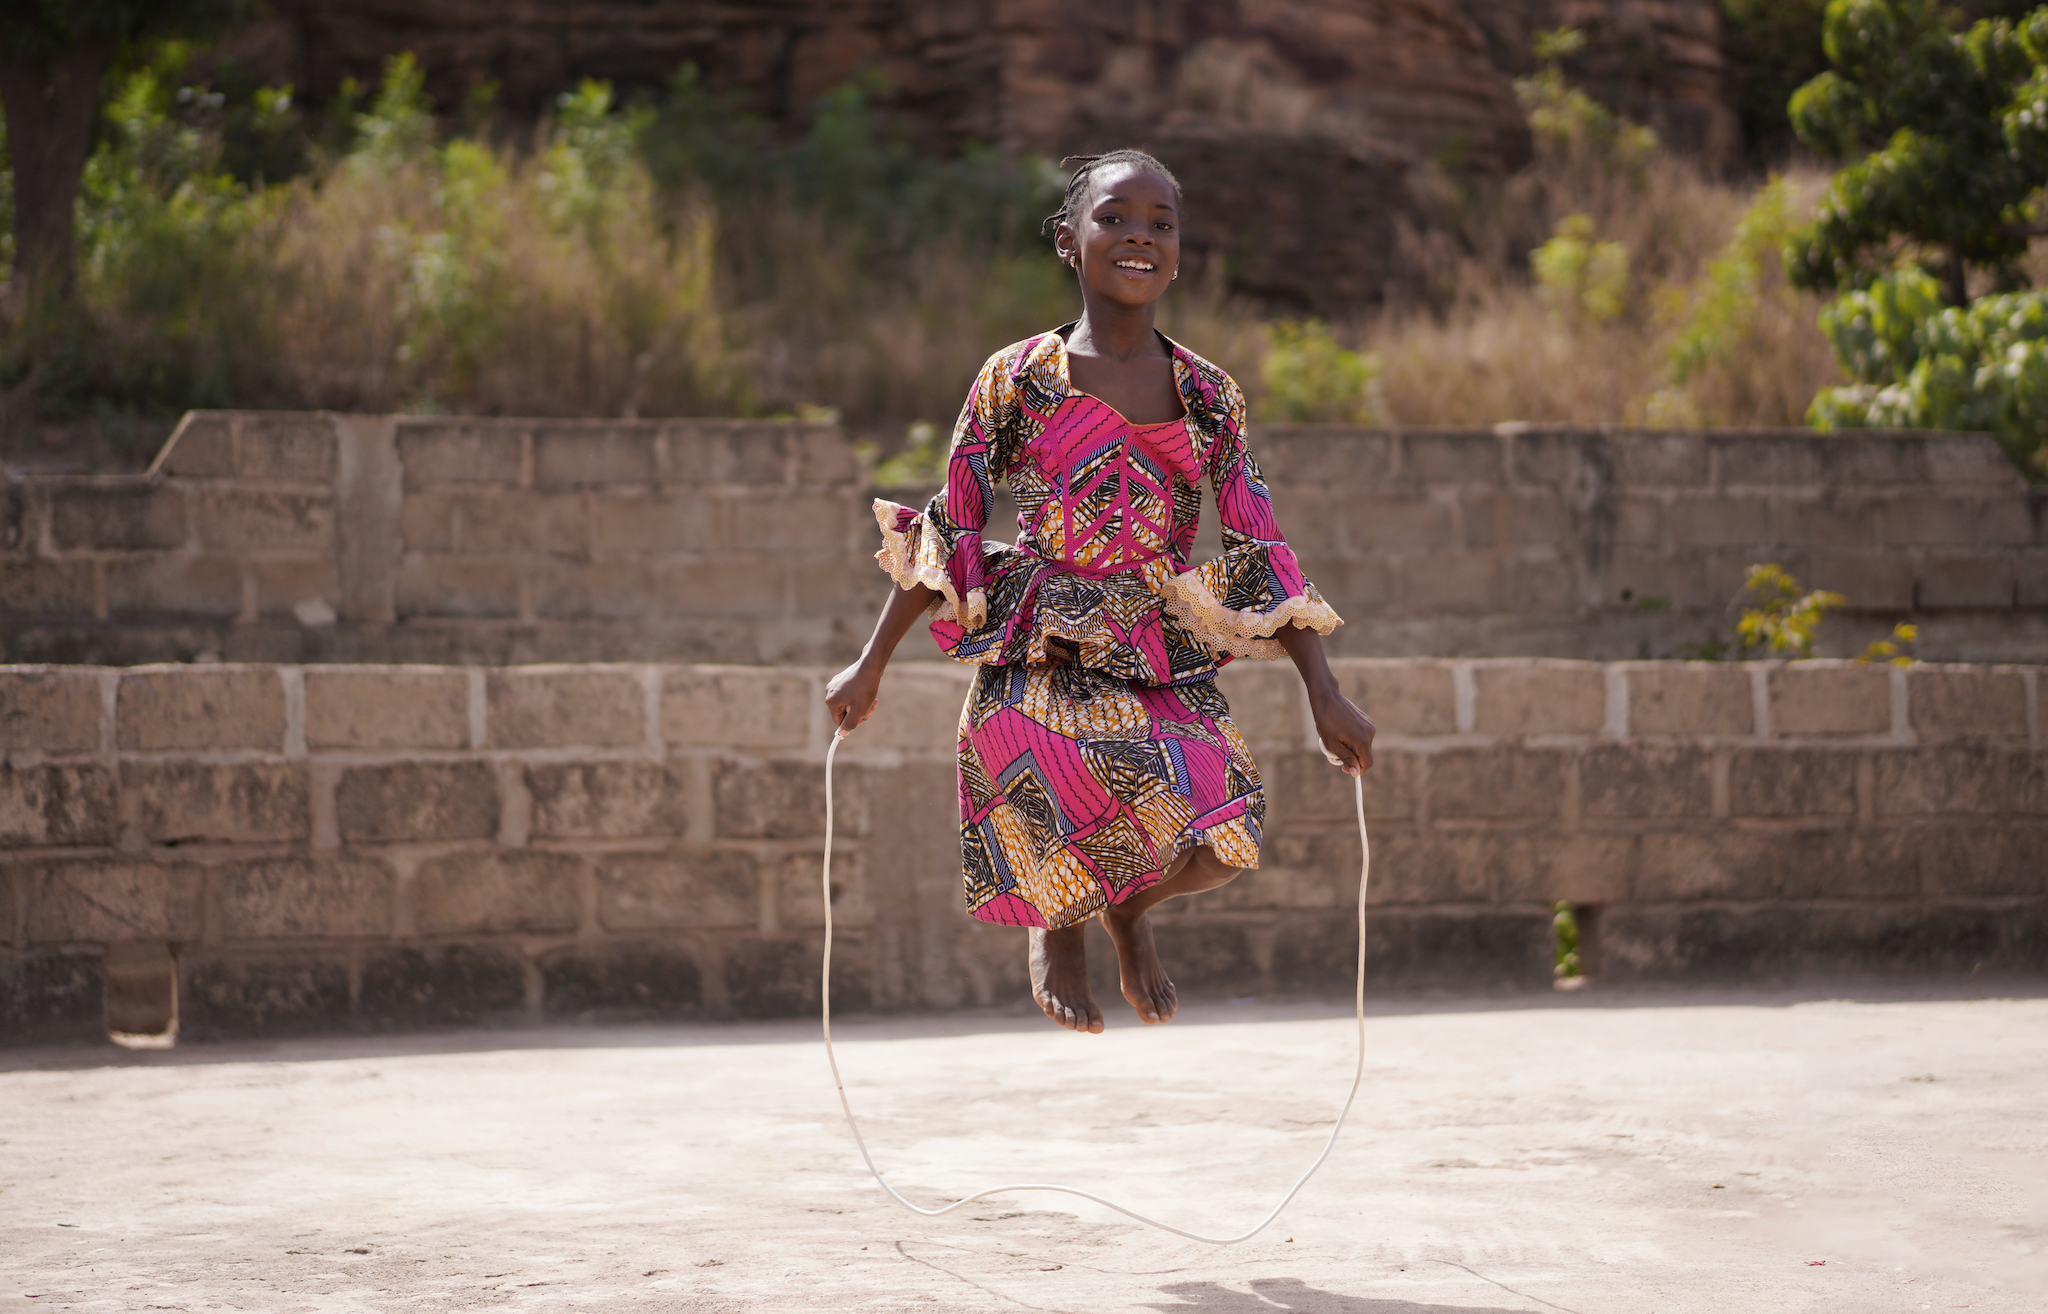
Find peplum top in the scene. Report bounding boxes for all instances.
[873,326,1341,687]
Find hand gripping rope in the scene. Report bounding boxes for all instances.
[818,725,1373,1246]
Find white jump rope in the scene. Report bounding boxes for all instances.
[819,723,1372,1245]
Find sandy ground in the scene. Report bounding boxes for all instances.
[3,986,2044,1314]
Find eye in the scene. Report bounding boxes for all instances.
[1099,214,1120,225]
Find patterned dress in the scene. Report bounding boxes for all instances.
[874,327,1341,930]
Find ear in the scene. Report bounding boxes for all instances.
[1053,218,1079,266]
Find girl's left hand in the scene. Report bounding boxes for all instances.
[1310,692,1376,777]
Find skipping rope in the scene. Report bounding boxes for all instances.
[818,724,1373,1245]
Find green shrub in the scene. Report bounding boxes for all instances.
[1256,320,1384,424]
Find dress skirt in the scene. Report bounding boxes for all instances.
[957,661,1265,930]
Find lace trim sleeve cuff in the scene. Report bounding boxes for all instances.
[872,499,989,629]
[1158,568,1343,660]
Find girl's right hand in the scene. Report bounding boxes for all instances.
[823,660,883,736]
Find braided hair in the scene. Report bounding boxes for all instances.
[1041,149,1183,266]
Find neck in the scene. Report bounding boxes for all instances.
[1068,292,1162,362]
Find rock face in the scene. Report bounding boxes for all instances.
[222,0,1735,309]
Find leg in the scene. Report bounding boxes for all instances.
[1029,922,1104,1034]
[1099,846,1243,1024]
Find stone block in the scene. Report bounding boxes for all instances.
[336,761,499,842]
[1770,828,1914,899]
[1364,828,1512,905]
[1341,497,1454,550]
[396,421,524,486]
[0,949,104,1045]
[1635,828,1784,900]
[665,423,788,485]
[1908,667,2028,740]
[1727,747,1856,816]
[359,943,527,1028]
[528,559,659,621]
[717,493,855,553]
[23,860,203,942]
[722,936,819,1017]
[2010,750,2048,815]
[1417,552,1502,613]
[118,668,284,751]
[1298,555,1396,611]
[1213,831,1357,910]
[526,762,686,838]
[1503,831,1640,906]
[1910,824,2044,898]
[1668,495,1770,547]
[587,492,714,555]
[487,668,644,748]
[1503,553,1576,608]
[411,849,583,934]
[1769,663,1890,738]
[194,490,332,553]
[1882,498,1979,547]
[305,668,470,749]
[1402,431,1501,483]
[645,555,787,618]
[158,413,235,476]
[540,940,704,1020]
[1821,436,1923,484]
[1503,428,1578,482]
[238,414,337,481]
[397,492,456,552]
[104,553,243,619]
[1770,496,1879,548]
[445,489,590,554]
[394,556,520,619]
[213,854,393,939]
[1212,663,1304,750]
[0,561,94,614]
[1282,907,1550,991]
[1872,745,2004,816]
[535,426,656,487]
[1975,500,2036,546]
[178,951,352,1040]
[1611,495,1666,550]
[253,559,338,619]
[1265,748,1415,825]
[2020,550,2048,607]
[715,760,856,838]
[0,764,118,845]
[845,663,973,752]
[1607,431,1709,484]
[1806,552,1915,610]
[1255,429,1394,486]
[1607,548,1706,608]
[1424,746,1567,819]
[1713,435,1820,485]
[1331,661,1454,737]
[0,670,104,755]
[50,485,188,550]
[1580,744,1713,818]
[1626,664,1752,737]
[1149,918,1263,997]
[1472,662,1605,736]
[599,849,758,930]
[790,424,859,485]
[1917,557,2014,609]
[129,762,309,843]
[1462,490,1569,548]
[662,667,812,750]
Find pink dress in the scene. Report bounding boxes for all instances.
[875,327,1340,930]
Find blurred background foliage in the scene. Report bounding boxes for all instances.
[2,1,2047,479]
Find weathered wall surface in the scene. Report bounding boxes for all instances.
[4,412,2043,667]
[3,658,2042,1045]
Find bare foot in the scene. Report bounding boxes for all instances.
[1029,924,1103,1033]
[1099,904,1177,1024]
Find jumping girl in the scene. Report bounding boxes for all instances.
[824,150,1377,1034]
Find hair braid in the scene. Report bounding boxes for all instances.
[1041,149,1183,265]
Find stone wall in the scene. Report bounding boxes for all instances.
[4,412,2043,667]
[4,658,2042,1045]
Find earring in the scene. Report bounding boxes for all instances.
[1171,269,1178,280]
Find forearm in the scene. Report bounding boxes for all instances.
[1276,623,1341,707]
[859,581,940,672]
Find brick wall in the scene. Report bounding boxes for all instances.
[4,413,2043,667]
[4,658,2041,1044]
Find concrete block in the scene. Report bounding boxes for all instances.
[790,425,859,485]
[396,421,524,486]
[1424,746,1567,819]
[1294,555,1395,612]
[1917,557,2014,609]
[529,559,658,621]
[1282,907,1550,991]
[717,493,855,554]
[1401,431,1502,483]
[1580,744,1713,818]
[1872,745,2004,816]
[452,489,591,554]
[1503,553,1576,608]
[398,492,456,552]
[394,556,520,619]
[1472,662,1605,735]
[1923,434,2023,485]
[1909,667,2029,740]
[23,860,203,941]
[715,760,857,838]
[336,761,499,842]
[253,559,338,619]
[129,762,309,843]
[2010,750,2048,815]
[1210,830,1355,910]
[540,940,704,1020]
[194,490,332,553]
[1975,500,2036,546]
[1608,432,1709,484]
[1626,664,1753,737]
[0,949,104,1045]
[662,667,813,750]
[1769,663,1890,738]
[50,485,187,550]
[1636,828,1785,900]
[588,492,714,555]
[0,763,118,845]
[665,423,787,485]
[526,762,686,839]
[643,555,787,618]
[1668,495,1770,547]
[2020,550,2048,607]
[1882,498,1980,547]
[1727,747,1856,816]
[1415,552,1501,613]
[1713,435,1819,485]
[1340,498,1455,550]
[104,553,243,619]
[117,668,284,752]
[305,668,470,749]
[359,943,527,1028]
[0,670,104,755]
[487,668,644,749]
[178,951,352,1039]
[722,936,819,1017]
[1770,496,1879,548]
[1331,661,1454,737]
[1462,490,1570,549]
[1607,548,1705,608]
[0,561,94,614]
[214,854,393,939]
[1821,436,1924,484]
[411,849,584,934]
[1806,552,1915,610]
[848,663,973,752]
[535,426,656,487]
[1367,828,1514,905]
[1254,429,1394,486]
[1212,663,1304,751]
[158,414,235,476]
[1503,428,1578,482]
[1264,748,1415,825]
[238,414,337,481]
[599,849,758,930]
[1612,495,1666,549]
[1912,824,2045,898]
[1509,831,1640,905]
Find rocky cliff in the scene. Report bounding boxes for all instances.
[222,1,1736,309]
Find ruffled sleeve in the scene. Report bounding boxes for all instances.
[1160,375,1341,660]
[872,348,1021,630]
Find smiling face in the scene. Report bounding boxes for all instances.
[1054,163,1182,311]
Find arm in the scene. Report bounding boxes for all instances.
[824,581,940,735]
[1277,620,1375,776]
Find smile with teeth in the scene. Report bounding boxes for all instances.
[1115,259,1156,272]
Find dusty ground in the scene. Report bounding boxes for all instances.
[2,985,2044,1313]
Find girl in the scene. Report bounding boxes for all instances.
[825,150,1376,1034]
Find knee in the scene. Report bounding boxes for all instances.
[1191,850,1244,890]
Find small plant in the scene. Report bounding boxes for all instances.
[1533,214,1630,323]
[1552,901,1583,980]
[1858,622,1920,667]
[1735,563,1843,659]
[871,419,947,486]
[1257,320,1385,424]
